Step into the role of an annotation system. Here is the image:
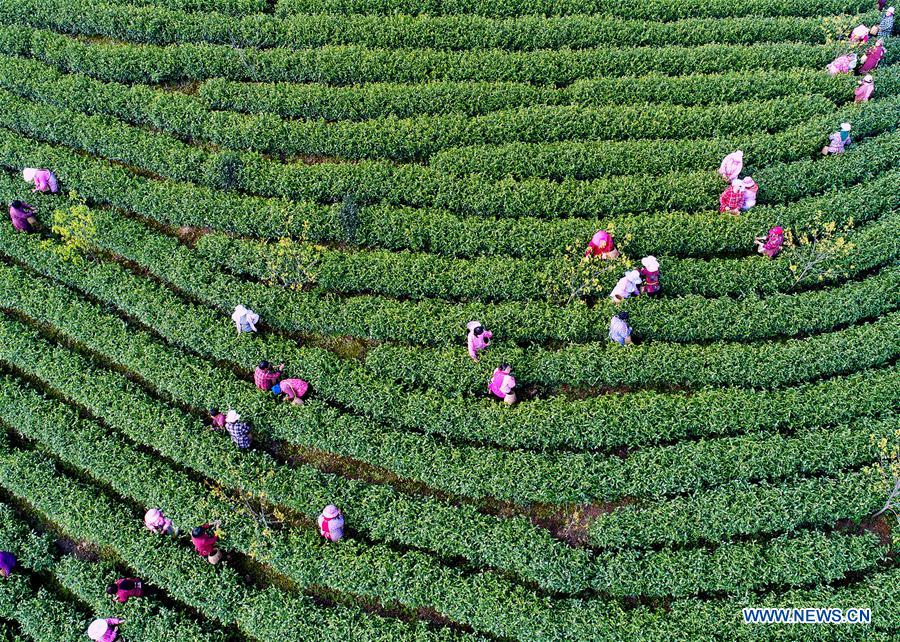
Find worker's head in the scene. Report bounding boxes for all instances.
[616,311,630,322]
[106,583,118,595]
[864,74,874,83]
[730,178,745,192]
[10,200,26,210]
[887,7,894,16]
[87,619,109,641]
[473,326,484,336]
[841,122,852,132]
[499,362,512,373]
[259,361,270,371]
[192,526,208,538]
[21,168,37,183]
[208,407,219,417]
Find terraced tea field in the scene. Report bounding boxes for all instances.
[0,0,897,639]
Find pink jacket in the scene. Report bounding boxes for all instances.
[855,79,874,103]
[467,330,493,360]
[29,169,58,193]
[488,369,516,399]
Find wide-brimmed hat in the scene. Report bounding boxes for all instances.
[625,270,642,284]
[864,74,874,82]
[225,410,240,423]
[323,504,340,518]
[466,320,482,332]
[144,508,162,524]
[87,619,109,640]
[770,226,784,235]
[730,178,745,190]
[742,176,756,188]
[641,256,659,272]
[841,122,852,131]
[22,168,37,182]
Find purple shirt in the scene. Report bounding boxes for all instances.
[9,204,33,232]
[0,551,16,576]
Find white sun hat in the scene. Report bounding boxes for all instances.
[225,410,240,423]
[87,619,109,641]
[323,504,340,518]
[841,122,852,131]
[641,256,659,272]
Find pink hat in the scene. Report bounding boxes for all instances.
[591,229,611,249]
[22,168,37,183]
[466,320,482,332]
[741,176,756,188]
[87,619,109,640]
[322,504,340,518]
[770,226,784,235]
[887,7,895,16]
[144,508,163,525]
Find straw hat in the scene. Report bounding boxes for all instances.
[87,619,109,641]
[225,410,240,423]
[641,256,659,272]
[322,504,340,518]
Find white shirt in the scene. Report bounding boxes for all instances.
[610,276,639,301]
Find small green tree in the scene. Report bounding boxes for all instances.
[870,429,900,520]
[783,214,855,289]
[263,233,322,290]
[41,192,98,263]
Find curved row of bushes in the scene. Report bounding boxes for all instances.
[196,204,900,302]
[199,68,862,121]
[273,0,871,21]
[0,25,861,85]
[588,469,884,549]
[0,0,870,52]
[431,67,900,180]
[0,76,840,162]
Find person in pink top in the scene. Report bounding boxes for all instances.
[318,504,344,542]
[855,74,875,102]
[191,522,222,564]
[107,578,143,604]
[87,618,124,642]
[22,168,58,193]
[208,408,226,429]
[740,177,758,211]
[827,53,858,75]
[717,150,743,181]
[143,508,177,537]
[488,364,517,405]
[584,230,619,259]
[8,200,37,232]
[254,361,284,391]
[755,226,785,259]
[822,123,852,155]
[858,40,885,74]
[719,179,746,215]
[466,320,493,361]
[272,378,309,405]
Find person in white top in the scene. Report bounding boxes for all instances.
[231,305,259,335]
[610,270,641,302]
